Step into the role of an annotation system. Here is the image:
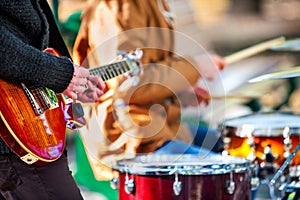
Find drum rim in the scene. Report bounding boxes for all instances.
[112,154,250,175]
[221,112,300,137]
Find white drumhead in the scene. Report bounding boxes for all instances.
[113,154,250,175]
[222,112,300,137]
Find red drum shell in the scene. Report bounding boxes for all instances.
[114,154,251,200]
[118,172,251,200]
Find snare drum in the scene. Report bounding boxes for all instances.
[113,154,251,200]
[221,112,300,166]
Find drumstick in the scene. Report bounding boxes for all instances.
[224,36,286,64]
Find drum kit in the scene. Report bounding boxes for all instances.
[109,37,300,199]
[221,112,300,199]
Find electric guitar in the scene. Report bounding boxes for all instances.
[0,48,142,166]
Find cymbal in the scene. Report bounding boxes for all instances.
[249,66,300,83]
[270,38,300,52]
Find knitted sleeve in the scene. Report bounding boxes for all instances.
[0,26,74,93]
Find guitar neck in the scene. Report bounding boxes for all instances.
[89,60,132,81]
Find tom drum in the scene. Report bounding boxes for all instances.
[221,112,300,167]
[112,154,251,200]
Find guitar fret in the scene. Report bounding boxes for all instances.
[118,61,126,74]
[105,65,113,79]
[101,70,109,81]
[122,61,130,72]
[104,66,113,80]
[97,69,106,81]
[92,68,107,81]
[105,68,112,80]
[109,64,117,77]
[117,62,125,74]
[118,62,127,75]
[115,63,123,75]
[89,60,131,81]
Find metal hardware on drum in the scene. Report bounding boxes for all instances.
[124,179,135,194]
[171,169,182,196]
[270,142,300,186]
[112,154,252,200]
[250,161,260,192]
[110,177,119,190]
[124,171,135,194]
[225,171,235,195]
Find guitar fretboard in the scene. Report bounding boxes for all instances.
[89,60,132,81]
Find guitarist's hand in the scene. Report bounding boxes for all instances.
[63,65,106,102]
[77,75,106,102]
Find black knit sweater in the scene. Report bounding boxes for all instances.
[0,0,74,153]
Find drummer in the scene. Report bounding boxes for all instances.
[72,0,226,180]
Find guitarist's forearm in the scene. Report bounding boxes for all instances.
[0,27,73,93]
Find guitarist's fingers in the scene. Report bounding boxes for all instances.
[71,92,79,100]
[78,92,97,102]
[77,87,105,102]
[95,88,105,96]
[71,76,88,86]
[74,84,86,93]
[62,83,78,100]
[88,76,106,90]
[85,79,97,91]
[63,90,79,100]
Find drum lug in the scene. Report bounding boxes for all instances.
[125,179,135,194]
[173,171,182,196]
[110,177,119,190]
[250,161,260,190]
[225,180,235,195]
[225,171,235,195]
[283,127,292,159]
[173,181,182,196]
[247,135,257,162]
[124,172,135,194]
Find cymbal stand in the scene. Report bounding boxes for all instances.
[267,142,300,199]
[270,142,300,186]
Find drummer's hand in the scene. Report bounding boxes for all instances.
[193,86,210,106]
[62,64,106,102]
[193,54,226,81]
[179,85,210,107]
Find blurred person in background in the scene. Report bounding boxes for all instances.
[73,0,226,181]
